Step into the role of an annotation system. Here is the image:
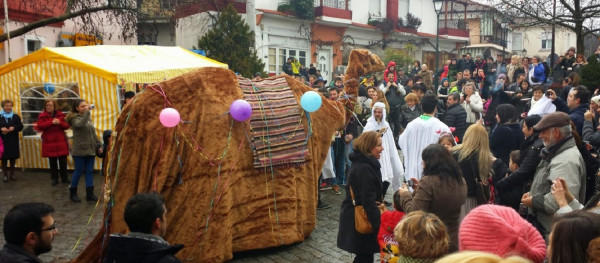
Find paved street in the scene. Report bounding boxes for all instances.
[0,170,391,263]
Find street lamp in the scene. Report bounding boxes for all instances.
[500,18,509,59]
[433,0,444,90]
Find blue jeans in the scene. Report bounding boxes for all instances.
[70,156,95,188]
[332,138,346,185]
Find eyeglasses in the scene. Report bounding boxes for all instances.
[41,225,57,232]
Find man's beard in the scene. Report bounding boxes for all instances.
[543,137,557,148]
[33,239,52,255]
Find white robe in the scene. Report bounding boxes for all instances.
[528,95,556,117]
[321,149,335,180]
[364,103,405,190]
[399,116,451,181]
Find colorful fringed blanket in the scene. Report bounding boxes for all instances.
[238,77,308,170]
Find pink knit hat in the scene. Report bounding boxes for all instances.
[459,204,547,263]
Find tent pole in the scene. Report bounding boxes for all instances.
[3,0,11,63]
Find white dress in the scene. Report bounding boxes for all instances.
[399,115,451,181]
[364,102,405,191]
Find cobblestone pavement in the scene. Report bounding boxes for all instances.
[0,170,393,263]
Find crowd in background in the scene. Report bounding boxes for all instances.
[290,46,600,263]
[3,47,600,262]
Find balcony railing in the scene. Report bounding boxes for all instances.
[313,0,352,20]
[313,0,350,10]
[480,36,507,46]
[438,19,469,38]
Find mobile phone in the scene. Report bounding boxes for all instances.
[519,203,528,216]
[89,104,95,110]
[546,91,552,97]
[407,180,414,188]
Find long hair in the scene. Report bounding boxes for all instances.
[394,211,449,259]
[373,89,390,112]
[70,99,85,114]
[454,124,493,183]
[550,210,600,263]
[422,144,463,182]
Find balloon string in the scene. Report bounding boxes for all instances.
[148,84,172,108]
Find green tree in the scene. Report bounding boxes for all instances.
[383,48,413,73]
[581,56,600,90]
[291,0,315,21]
[197,4,265,78]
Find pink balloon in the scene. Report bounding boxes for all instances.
[230,100,252,121]
[159,108,180,127]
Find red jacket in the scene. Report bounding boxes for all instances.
[37,110,70,157]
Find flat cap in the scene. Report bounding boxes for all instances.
[533,112,571,132]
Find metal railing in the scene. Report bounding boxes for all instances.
[313,0,350,10]
[438,19,467,30]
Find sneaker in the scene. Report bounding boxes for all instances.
[320,182,332,191]
[317,200,330,210]
[332,185,341,195]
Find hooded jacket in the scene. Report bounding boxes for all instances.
[384,61,397,83]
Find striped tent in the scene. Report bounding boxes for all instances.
[0,45,227,169]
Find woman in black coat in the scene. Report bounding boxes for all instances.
[337,131,384,263]
[0,99,23,182]
[489,104,524,165]
[495,115,543,210]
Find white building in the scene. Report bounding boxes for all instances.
[174,0,467,80]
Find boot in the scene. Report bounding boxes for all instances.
[2,165,8,183]
[69,187,81,203]
[60,173,69,184]
[51,172,58,186]
[86,186,98,201]
[8,167,16,181]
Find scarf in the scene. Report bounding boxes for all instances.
[0,110,14,122]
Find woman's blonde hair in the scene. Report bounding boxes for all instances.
[394,211,449,259]
[353,131,380,156]
[435,251,532,263]
[511,55,521,65]
[453,124,493,183]
[372,89,390,112]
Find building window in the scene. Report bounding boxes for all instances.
[511,33,523,51]
[541,33,552,50]
[26,39,41,54]
[267,47,307,74]
[19,83,80,137]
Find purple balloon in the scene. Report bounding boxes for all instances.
[230,99,252,121]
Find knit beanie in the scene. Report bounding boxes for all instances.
[459,204,547,263]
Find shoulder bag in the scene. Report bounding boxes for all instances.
[349,186,373,234]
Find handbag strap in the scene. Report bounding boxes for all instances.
[349,186,357,206]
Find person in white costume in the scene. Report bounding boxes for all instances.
[399,94,451,181]
[363,102,405,193]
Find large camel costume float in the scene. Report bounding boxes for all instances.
[74,49,384,262]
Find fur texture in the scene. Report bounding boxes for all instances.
[74,49,384,263]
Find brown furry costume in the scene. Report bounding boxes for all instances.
[74,49,384,263]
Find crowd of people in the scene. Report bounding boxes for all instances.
[2,47,600,262]
[305,47,600,262]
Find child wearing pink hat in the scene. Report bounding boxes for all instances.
[459,204,547,263]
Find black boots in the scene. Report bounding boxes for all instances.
[51,178,58,186]
[69,187,81,202]
[86,186,98,201]
[60,174,69,184]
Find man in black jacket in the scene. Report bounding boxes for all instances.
[104,193,183,263]
[442,92,468,142]
[0,203,58,263]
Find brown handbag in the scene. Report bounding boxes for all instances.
[350,186,376,234]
